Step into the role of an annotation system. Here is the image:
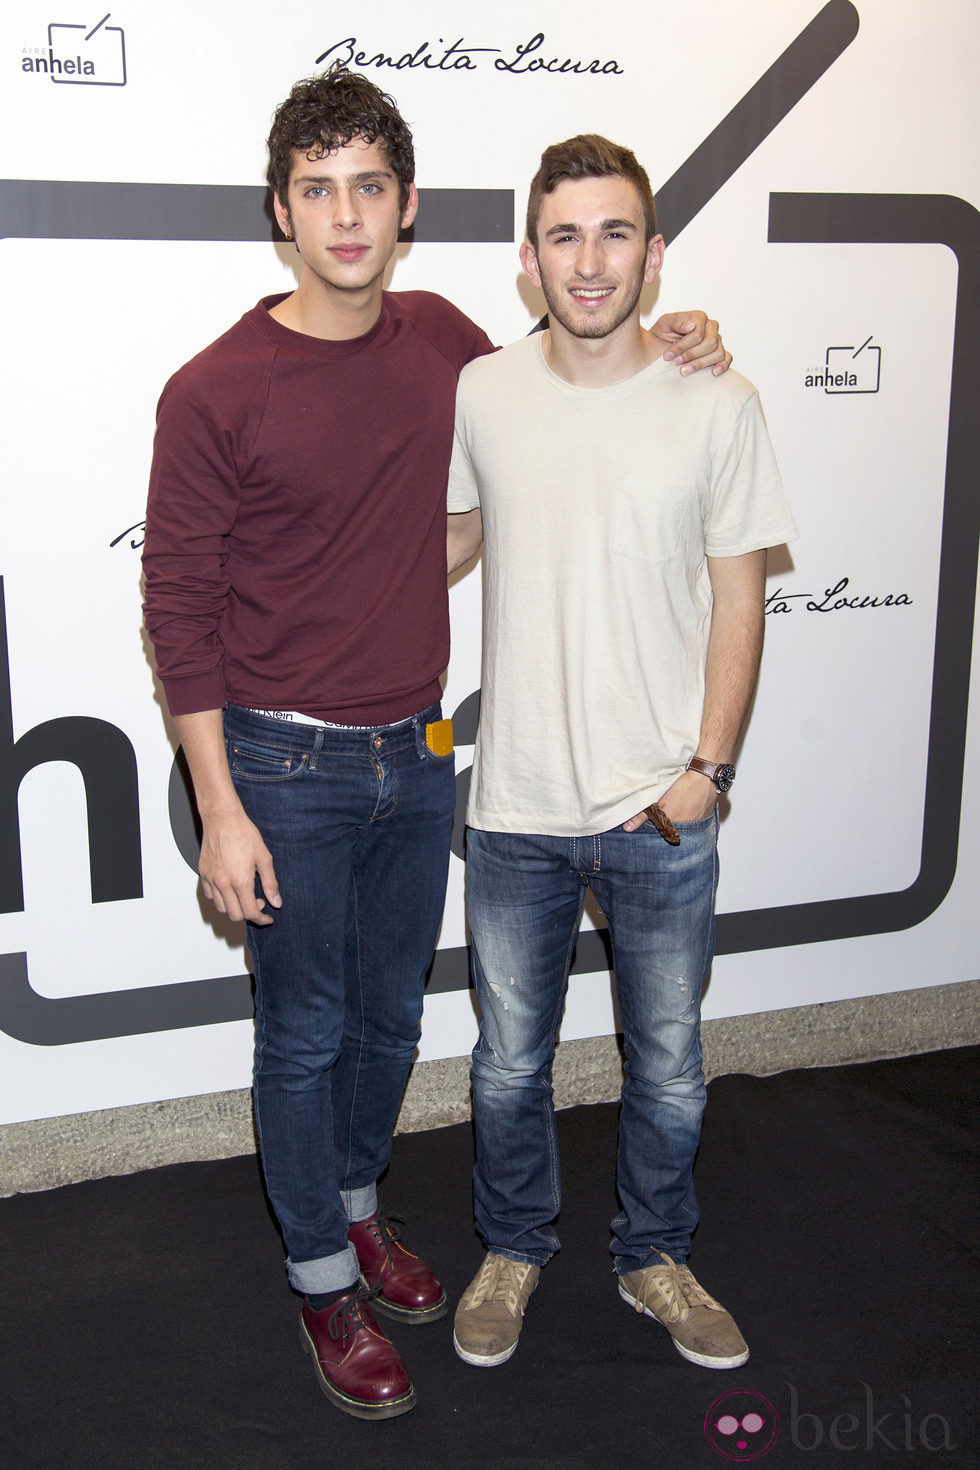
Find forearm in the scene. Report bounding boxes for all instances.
[174,709,242,820]
[173,708,280,923]
[696,589,765,763]
[641,550,767,829]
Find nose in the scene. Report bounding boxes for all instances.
[331,187,362,230]
[574,236,602,278]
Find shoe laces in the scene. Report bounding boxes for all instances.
[634,1253,723,1324]
[468,1255,536,1317]
[369,1210,406,1266]
[326,1281,382,1345]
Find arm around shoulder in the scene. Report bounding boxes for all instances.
[650,310,733,375]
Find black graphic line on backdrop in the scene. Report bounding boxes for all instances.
[656,0,860,243]
[0,6,898,1047]
[0,182,513,245]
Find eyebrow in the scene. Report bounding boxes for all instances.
[544,217,639,237]
[293,169,394,186]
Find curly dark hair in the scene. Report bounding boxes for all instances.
[525,134,657,248]
[266,67,415,211]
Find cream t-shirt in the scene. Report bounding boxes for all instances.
[448,333,798,836]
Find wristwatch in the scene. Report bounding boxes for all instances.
[687,756,736,793]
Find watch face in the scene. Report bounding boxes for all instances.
[716,764,736,792]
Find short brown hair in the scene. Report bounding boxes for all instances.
[525,134,657,248]
[267,67,415,211]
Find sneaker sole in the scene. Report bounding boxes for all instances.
[452,1330,519,1368]
[617,1281,750,1370]
[300,1319,418,1419]
[361,1275,449,1325]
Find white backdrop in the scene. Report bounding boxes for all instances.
[1,0,977,1124]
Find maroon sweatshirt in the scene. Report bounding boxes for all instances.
[143,291,493,723]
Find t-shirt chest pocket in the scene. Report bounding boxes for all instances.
[610,473,702,566]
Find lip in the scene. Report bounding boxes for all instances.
[330,244,370,262]
[569,286,615,305]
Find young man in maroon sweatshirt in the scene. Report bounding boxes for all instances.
[142,68,730,1420]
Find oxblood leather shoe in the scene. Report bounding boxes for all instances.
[348,1211,448,1324]
[300,1285,417,1419]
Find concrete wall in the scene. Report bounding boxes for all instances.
[3,980,976,1197]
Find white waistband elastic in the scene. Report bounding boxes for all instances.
[244,707,412,731]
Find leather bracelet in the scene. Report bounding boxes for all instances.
[644,803,681,845]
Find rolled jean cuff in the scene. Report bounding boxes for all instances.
[613,1249,691,1275]
[286,1242,359,1296]
[485,1248,547,1268]
[343,1183,378,1225]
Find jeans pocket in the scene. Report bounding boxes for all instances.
[227,737,308,783]
[672,813,717,832]
[414,716,455,763]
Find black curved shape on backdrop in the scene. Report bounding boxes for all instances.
[716,190,979,953]
[0,952,253,1046]
[0,581,142,916]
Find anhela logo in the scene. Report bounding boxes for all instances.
[805,335,881,393]
[22,13,127,86]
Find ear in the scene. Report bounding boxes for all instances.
[400,181,419,231]
[273,191,292,240]
[519,239,542,288]
[644,233,665,285]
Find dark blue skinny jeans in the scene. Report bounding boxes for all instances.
[224,702,455,1296]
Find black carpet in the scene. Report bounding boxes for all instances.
[2,1048,976,1470]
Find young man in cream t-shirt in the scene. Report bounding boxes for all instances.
[446,134,798,1374]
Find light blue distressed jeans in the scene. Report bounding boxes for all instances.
[466,813,718,1274]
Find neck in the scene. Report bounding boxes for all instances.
[543,318,664,387]
[269,272,384,341]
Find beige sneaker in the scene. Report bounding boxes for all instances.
[618,1252,749,1369]
[453,1254,540,1366]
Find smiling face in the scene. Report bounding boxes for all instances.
[273,134,418,306]
[520,173,663,344]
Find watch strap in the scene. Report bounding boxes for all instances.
[687,756,734,791]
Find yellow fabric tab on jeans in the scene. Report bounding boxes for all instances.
[425,719,453,757]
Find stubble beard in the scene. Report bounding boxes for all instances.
[540,271,646,341]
